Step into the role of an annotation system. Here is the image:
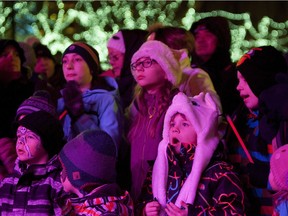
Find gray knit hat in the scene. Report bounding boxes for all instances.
[59,130,117,189]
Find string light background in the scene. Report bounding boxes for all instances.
[0,1,287,69]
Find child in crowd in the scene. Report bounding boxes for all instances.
[102,29,148,110]
[138,92,245,215]
[127,40,181,201]
[0,90,58,181]
[0,111,65,215]
[58,129,134,215]
[269,144,288,216]
[57,42,123,148]
[228,46,288,215]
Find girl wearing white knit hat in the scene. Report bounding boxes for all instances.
[127,40,182,202]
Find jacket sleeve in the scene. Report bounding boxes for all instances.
[191,163,246,216]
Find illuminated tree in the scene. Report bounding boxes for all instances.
[0,0,287,68]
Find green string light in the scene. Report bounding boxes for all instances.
[0,0,287,69]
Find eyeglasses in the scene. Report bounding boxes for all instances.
[131,58,155,72]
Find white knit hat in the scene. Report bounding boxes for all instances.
[152,92,219,212]
[107,31,126,53]
[131,40,182,86]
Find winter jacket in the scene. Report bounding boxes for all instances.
[57,77,123,148]
[59,183,134,216]
[0,155,65,216]
[227,105,273,215]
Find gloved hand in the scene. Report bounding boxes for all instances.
[62,81,84,120]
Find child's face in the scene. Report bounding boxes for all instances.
[236,71,259,110]
[16,126,49,165]
[108,47,124,77]
[131,57,167,93]
[62,53,92,90]
[169,113,197,153]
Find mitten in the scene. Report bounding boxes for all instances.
[62,81,84,120]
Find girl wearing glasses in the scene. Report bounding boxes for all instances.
[127,40,181,202]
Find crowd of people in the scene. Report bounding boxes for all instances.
[0,16,288,216]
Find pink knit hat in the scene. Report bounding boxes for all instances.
[107,31,126,53]
[270,144,288,191]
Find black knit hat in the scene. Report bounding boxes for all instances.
[18,111,64,158]
[0,39,26,65]
[59,130,117,190]
[236,46,287,96]
[62,42,100,76]
[33,43,55,62]
[190,16,231,53]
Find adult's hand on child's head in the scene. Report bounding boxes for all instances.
[62,80,84,119]
[145,201,161,216]
[165,201,188,216]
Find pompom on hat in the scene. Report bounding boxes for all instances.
[16,90,57,120]
[107,31,126,53]
[63,42,100,76]
[236,46,287,97]
[131,40,182,86]
[59,130,117,190]
[152,92,219,211]
[17,111,64,159]
[270,144,288,191]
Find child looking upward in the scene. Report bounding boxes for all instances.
[138,92,246,215]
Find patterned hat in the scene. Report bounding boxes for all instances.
[236,46,287,96]
[63,42,100,76]
[270,144,288,191]
[131,40,182,86]
[107,31,126,53]
[59,130,117,190]
[18,111,64,159]
[16,90,57,120]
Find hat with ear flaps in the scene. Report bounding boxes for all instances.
[236,46,287,97]
[63,42,101,77]
[152,92,219,210]
[131,40,182,86]
[59,130,117,190]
